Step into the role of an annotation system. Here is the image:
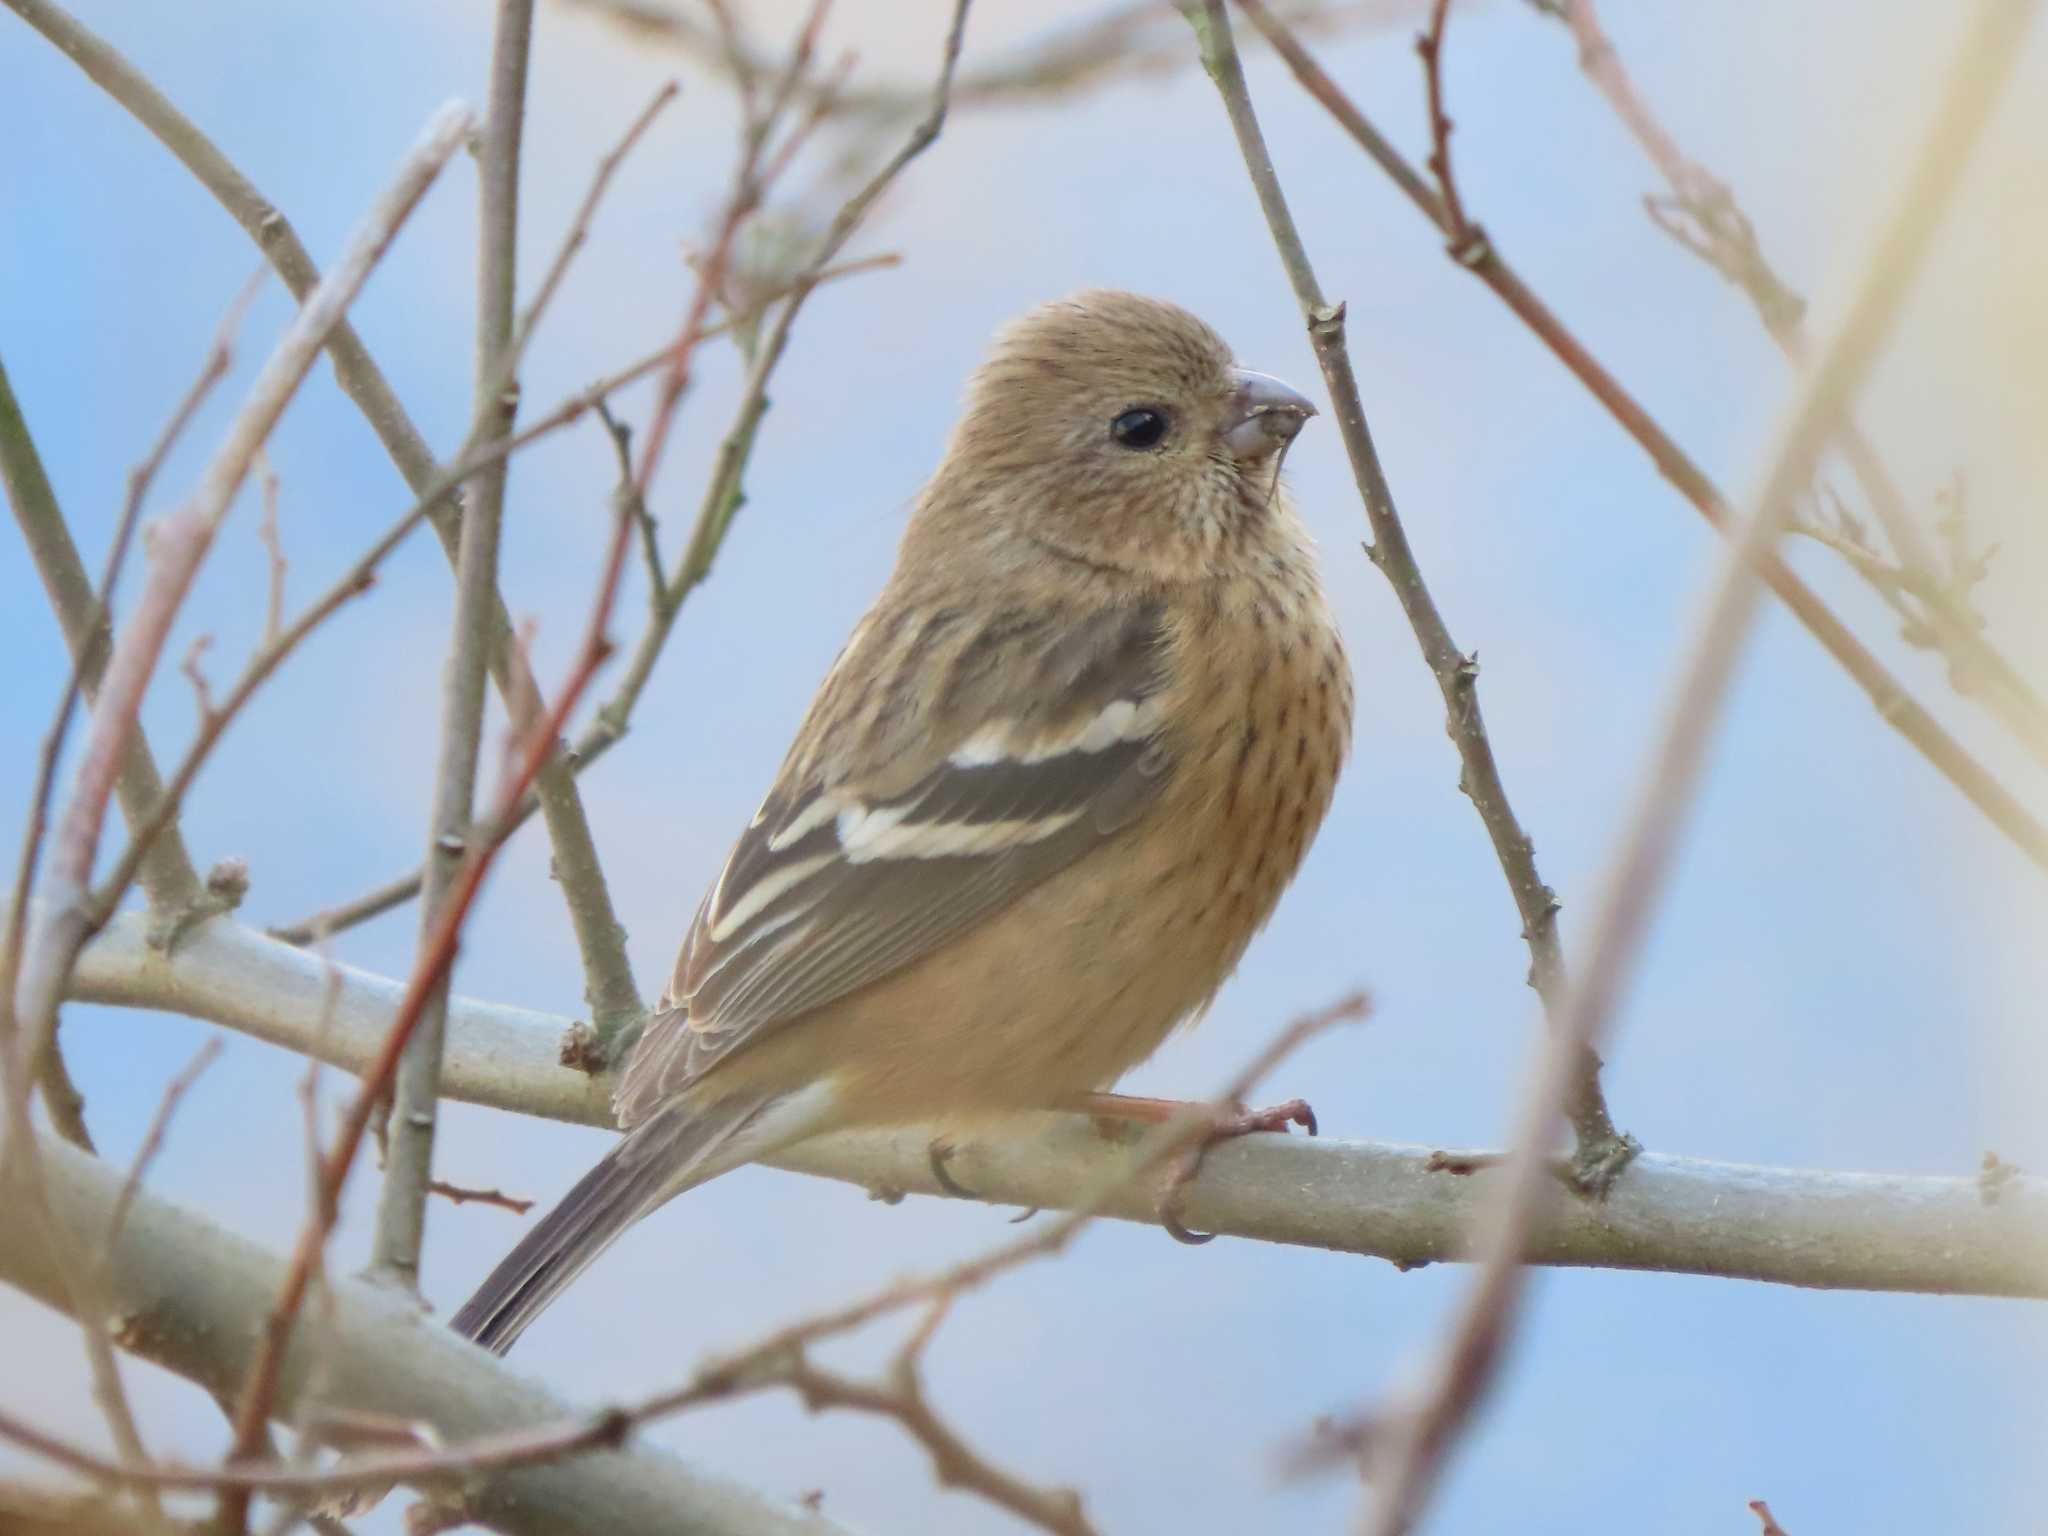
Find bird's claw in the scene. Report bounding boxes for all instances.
[1155,1094,1320,1245]
[927,1136,975,1199]
[1216,1095,1318,1139]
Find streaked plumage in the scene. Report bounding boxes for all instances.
[452,292,1352,1354]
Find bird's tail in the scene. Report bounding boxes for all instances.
[449,1086,832,1355]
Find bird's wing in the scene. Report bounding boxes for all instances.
[613,597,1173,1127]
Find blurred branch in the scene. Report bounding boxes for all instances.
[1350,6,2034,1530]
[1,304,253,1153]
[0,1482,193,1536]
[1549,0,2048,768]
[2,0,649,1045]
[1234,0,2048,880]
[216,239,667,1517]
[740,1308,1097,1536]
[0,350,206,918]
[37,903,2048,1298]
[567,0,1393,122]
[1181,0,1631,1184]
[2,103,471,1536]
[1,1133,853,1536]
[0,107,469,1536]
[367,0,536,1305]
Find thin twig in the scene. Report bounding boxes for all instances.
[1183,0,1630,1180]
[1,113,467,1536]
[751,1305,1098,1536]
[575,0,1392,124]
[14,100,474,1078]
[3,0,651,1055]
[1354,7,2033,1529]
[424,1179,534,1215]
[1551,0,2048,768]
[253,447,286,647]
[1233,0,2048,882]
[512,80,680,358]
[363,0,537,1313]
[103,1036,225,1259]
[0,291,254,1143]
[258,267,899,949]
[218,167,716,1487]
[0,290,255,1529]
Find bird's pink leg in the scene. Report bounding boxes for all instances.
[1071,1092,1319,1244]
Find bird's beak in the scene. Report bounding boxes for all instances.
[1222,368,1317,460]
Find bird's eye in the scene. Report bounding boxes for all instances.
[1110,407,1169,449]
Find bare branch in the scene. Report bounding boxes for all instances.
[2,1133,856,1536]
[253,447,286,648]
[570,0,1391,124]
[13,98,474,1075]
[731,1305,1099,1536]
[0,289,254,1146]
[365,0,537,1307]
[104,1035,225,1257]
[1,111,468,1536]
[1354,6,2036,1528]
[3,0,650,1053]
[1182,0,1629,1179]
[34,904,2048,1297]
[220,163,687,1480]
[1550,0,2048,768]
[513,80,680,357]
[1234,0,2048,882]
[257,248,903,948]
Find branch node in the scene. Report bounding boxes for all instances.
[146,855,252,954]
[1447,223,1492,268]
[558,1020,609,1075]
[1979,1151,2023,1206]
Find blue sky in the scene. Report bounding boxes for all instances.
[5,1,2047,1531]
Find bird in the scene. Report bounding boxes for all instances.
[451,290,1353,1355]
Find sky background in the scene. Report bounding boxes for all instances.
[6,1,2048,1532]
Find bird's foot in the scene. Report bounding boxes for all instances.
[1154,1095,1319,1245]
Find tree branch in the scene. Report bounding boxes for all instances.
[11,98,475,1147]
[255,249,899,950]
[1233,0,2048,880]
[368,0,535,1299]
[1351,4,2036,1527]
[0,349,203,915]
[1180,0,1629,1181]
[3,0,647,1041]
[1,1132,854,1536]
[1547,0,2048,768]
[37,904,2048,1299]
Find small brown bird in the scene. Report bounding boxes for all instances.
[453,291,1353,1353]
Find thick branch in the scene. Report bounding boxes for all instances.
[1,1132,852,1536]
[43,905,2048,1299]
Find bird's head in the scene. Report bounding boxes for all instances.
[925,290,1318,581]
